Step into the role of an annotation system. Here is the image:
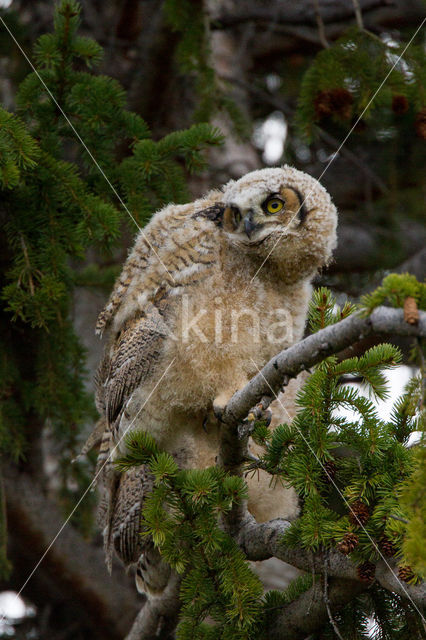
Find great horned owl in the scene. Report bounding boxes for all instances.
[92,165,337,593]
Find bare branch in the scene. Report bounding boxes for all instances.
[209,0,394,30]
[352,0,365,29]
[313,0,330,48]
[323,557,345,640]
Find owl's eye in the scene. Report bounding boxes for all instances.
[232,206,241,225]
[264,197,284,214]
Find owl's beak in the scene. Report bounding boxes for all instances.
[243,211,258,238]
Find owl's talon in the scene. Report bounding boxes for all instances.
[247,403,272,426]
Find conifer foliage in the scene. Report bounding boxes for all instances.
[296,28,425,143]
[118,432,264,640]
[0,0,222,574]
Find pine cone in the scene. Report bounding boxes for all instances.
[398,565,415,583]
[403,296,419,325]
[314,88,353,120]
[414,108,426,140]
[349,500,370,527]
[391,95,409,115]
[380,535,396,557]
[323,460,337,482]
[337,532,359,555]
[357,561,376,584]
[352,117,367,133]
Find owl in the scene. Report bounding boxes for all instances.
[91,165,337,593]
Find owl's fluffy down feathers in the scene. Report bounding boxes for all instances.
[93,166,337,590]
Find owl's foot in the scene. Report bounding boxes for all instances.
[213,390,234,422]
[238,402,272,439]
[247,402,272,426]
[213,380,250,422]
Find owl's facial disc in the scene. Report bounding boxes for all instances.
[223,187,307,243]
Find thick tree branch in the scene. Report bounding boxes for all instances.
[237,514,426,609]
[4,465,140,639]
[268,577,366,639]
[209,0,394,29]
[124,573,181,640]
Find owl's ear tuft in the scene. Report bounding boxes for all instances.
[192,203,225,226]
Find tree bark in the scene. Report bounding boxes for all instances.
[267,577,366,640]
[125,573,181,640]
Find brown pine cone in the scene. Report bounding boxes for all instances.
[403,296,419,325]
[414,108,426,140]
[391,95,409,115]
[314,88,353,120]
[398,565,415,583]
[337,532,359,555]
[314,90,333,117]
[357,561,376,584]
[323,460,337,482]
[380,534,396,557]
[349,500,370,527]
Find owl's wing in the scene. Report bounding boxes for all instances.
[96,428,170,592]
[94,302,171,584]
[95,198,225,336]
[107,464,152,565]
[96,301,170,436]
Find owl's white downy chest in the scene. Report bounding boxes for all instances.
[162,252,311,413]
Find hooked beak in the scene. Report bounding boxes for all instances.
[244,211,258,238]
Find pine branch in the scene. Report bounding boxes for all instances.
[237,513,426,609]
[216,306,426,618]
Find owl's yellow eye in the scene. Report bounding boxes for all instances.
[265,197,284,214]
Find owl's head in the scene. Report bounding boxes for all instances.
[220,166,337,282]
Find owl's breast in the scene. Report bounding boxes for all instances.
[160,269,310,411]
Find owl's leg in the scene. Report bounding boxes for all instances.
[214,392,272,428]
[246,402,272,426]
[213,376,249,421]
